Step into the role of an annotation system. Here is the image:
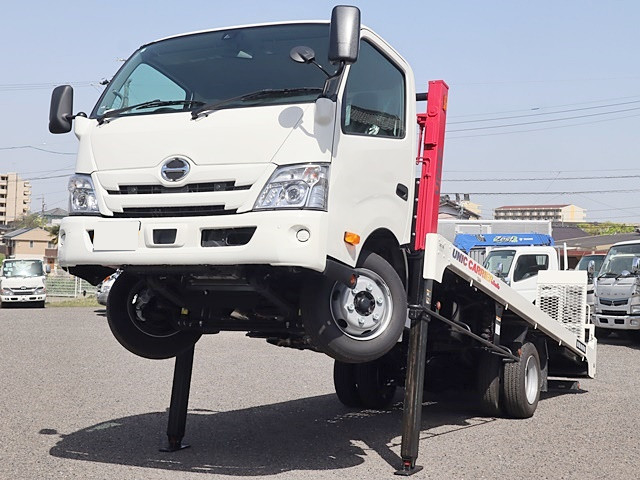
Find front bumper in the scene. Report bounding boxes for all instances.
[1,294,46,303]
[594,313,640,330]
[58,211,329,272]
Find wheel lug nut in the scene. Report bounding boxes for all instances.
[358,317,365,326]
[373,313,380,321]
[347,304,355,312]
[366,283,373,292]
[376,297,383,305]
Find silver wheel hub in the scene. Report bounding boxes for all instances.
[330,268,393,340]
[524,355,539,404]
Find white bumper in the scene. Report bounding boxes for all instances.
[594,314,640,330]
[1,294,46,303]
[58,211,329,272]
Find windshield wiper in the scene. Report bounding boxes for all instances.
[598,272,619,279]
[191,88,323,119]
[98,100,205,124]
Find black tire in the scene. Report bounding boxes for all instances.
[301,251,407,364]
[595,327,612,338]
[502,342,541,418]
[476,352,502,416]
[333,361,363,408]
[107,273,200,359]
[355,358,397,409]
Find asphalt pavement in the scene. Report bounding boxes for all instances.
[1,306,639,479]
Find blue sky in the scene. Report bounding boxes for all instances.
[2,0,640,222]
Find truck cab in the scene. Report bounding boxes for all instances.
[0,258,48,308]
[49,7,416,363]
[593,241,640,336]
[483,246,558,303]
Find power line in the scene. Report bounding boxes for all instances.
[0,145,75,155]
[447,111,640,139]
[448,99,640,125]
[442,189,640,195]
[444,174,640,182]
[449,93,640,119]
[448,106,640,132]
[0,81,99,92]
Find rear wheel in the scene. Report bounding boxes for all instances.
[502,342,541,418]
[107,273,200,359]
[476,352,502,416]
[595,327,612,338]
[302,251,406,363]
[333,361,363,408]
[355,357,397,409]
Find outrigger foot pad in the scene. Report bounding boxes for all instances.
[160,436,191,452]
[394,460,424,476]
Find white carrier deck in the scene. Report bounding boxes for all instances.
[423,233,597,377]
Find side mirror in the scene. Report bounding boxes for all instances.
[328,5,360,64]
[633,257,640,274]
[290,46,316,64]
[587,260,596,275]
[49,85,74,133]
[45,265,51,274]
[496,262,504,276]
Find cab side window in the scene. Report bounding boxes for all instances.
[342,40,405,138]
[513,254,549,282]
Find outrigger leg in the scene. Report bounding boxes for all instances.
[160,344,195,452]
[395,278,433,476]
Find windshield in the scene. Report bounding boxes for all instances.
[484,250,515,275]
[92,23,333,119]
[1,260,44,278]
[576,255,604,272]
[599,244,640,277]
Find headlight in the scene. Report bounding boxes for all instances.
[1,288,11,295]
[35,287,45,294]
[631,305,640,315]
[68,174,99,215]
[253,164,329,211]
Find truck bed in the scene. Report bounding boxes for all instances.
[423,233,596,377]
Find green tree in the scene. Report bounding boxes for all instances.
[45,224,60,245]
[577,222,636,236]
[8,213,46,229]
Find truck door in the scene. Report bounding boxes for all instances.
[327,37,415,264]
[511,253,550,302]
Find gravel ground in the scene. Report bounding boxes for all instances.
[1,306,638,479]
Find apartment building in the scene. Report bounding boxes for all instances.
[0,173,31,225]
[494,204,586,223]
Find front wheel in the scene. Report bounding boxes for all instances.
[302,251,407,364]
[107,273,200,359]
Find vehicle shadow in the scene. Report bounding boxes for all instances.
[46,393,495,475]
[597,332,640,351]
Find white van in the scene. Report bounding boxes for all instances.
[0,258,49,308]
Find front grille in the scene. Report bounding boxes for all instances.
[10,289,36,295]
[601,310,626,316]
[112,206,237,218]
[600,298,628,306]
[107,182,251,195]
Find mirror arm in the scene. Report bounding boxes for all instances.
[321,61,346,100]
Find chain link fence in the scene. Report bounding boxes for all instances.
[46,271,98,298]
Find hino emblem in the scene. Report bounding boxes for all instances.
[161,157,190,182]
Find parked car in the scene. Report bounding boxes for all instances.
[95,271,120,306]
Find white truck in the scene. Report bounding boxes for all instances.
[48,6,596,474]
[593,240,640,339]
[0,258,48,308]
[455,233,560,303]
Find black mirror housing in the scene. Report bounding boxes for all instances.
[49,85,74,134]
[328,5,360,65]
